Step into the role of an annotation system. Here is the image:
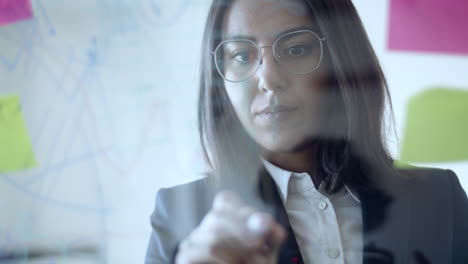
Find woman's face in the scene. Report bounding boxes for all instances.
[222,0,333,154]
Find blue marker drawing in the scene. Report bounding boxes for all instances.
[0,0,190,263]
[35,0,56,36]
[0,23,36,71]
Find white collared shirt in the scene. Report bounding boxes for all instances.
[261,158,363,264]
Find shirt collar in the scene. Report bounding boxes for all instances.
[260,157,361,203]
[261,157,293,202]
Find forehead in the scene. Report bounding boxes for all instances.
[222,0,316,40]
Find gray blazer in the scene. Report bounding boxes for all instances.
[145,167,468,264]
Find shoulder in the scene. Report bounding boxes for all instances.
[394,166,462,192]
[372,166,466,218]
[154,176,214,222]
[157,176,212,202]
[394,166,468,262]
[145,177,215,264]
[391,166,467,212]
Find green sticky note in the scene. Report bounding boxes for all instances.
[400,88,468,163]
[0,95,37,172]
[393,160,417,169]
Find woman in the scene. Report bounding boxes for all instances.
[146,0,468,263]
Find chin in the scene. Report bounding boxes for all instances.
[258,136,305,154]
[259,133,320,154]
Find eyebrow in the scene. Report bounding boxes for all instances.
[223,25,320,41]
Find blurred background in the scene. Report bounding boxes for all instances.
[0,0,466,263]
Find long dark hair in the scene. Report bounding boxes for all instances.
[198,0,396,195]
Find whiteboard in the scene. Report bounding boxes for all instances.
[0,0,211,263]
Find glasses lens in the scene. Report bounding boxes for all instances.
[214,40,260,82]
[274,31,323,74]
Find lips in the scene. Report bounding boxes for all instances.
[253,105,298,125]
[254,105,298,116]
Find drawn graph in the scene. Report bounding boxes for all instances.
[0,0,200,263]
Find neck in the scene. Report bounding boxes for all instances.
[261,145,321,187]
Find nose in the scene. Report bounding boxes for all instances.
[256,46,286,93]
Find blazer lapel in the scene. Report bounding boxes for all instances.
[257,167,305,264]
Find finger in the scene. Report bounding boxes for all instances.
[246,212,271,235]
[197,212,276,263]
[213,191,243,212]
[238,206,257,220]
[245,253,279,264]
[269,220,287,248]
[180,228,240,264]
[197,212,250,250]
[245,213,286,255]
[198,213,236,240]
[193,228,251,264]
[176,245,230,264]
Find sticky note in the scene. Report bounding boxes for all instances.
[0,95,37,172]
[0,0,33,26]
[393,160,416,169]
[389,0,468,55]
[400,88,468,163]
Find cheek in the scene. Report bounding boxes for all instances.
[291,76,332,128]
[224,82,256,125]
[294,77,325,106]
[299,78,343,134]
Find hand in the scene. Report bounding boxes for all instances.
[175,191,286,264]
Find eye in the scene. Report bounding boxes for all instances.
[286,45,309,57]
[233,51,250,63]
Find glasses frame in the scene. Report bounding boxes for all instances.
[210,29,326,83]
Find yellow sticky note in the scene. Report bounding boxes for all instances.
[0,95,37,172]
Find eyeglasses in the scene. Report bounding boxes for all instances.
[211,30,326,82]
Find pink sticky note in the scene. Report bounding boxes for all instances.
[389,0,468,55]
[0,0,33,26]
